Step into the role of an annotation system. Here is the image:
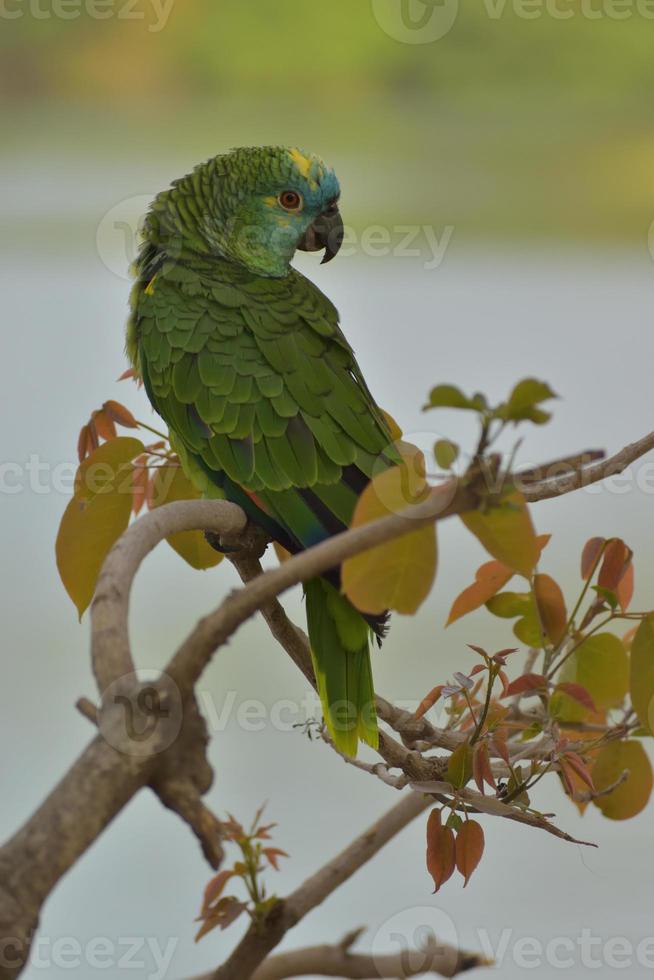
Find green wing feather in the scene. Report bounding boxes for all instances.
[129,253,397,754]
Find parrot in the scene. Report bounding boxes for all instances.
[126,146,399,756]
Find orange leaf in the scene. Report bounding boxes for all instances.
[103,399,139,429]
[447,560,513,626]
[581,537,605,580]
[533,573,567,645]
[414,685,445,720]
[455,820,485,887]
[426,809,456,893]
[93,409,117,442]
[77,424,92,462]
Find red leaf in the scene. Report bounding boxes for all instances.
[455,820,485,887]
[555,682,597,713]
[581,537,605,580]
[473,742,496,795]
[490,727,510,765]
[426,809,456,893]
[103,400,139,429]
[505,673,547,697]
[201,870,235,914]
[262,847,289,871]
[415,685,445,720]
[563,751,595,791]
[598,539,630,592]
[617,561,634,613]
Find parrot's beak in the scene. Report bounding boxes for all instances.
[298,201,344,264]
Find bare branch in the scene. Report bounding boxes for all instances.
[246,934,485,979]
[523,431,654,502]
[409,781,597,846]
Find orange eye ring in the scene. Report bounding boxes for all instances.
[278,190,303,212]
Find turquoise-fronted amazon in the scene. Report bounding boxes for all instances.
[126,146,398,755]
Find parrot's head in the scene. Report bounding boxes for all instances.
[148,145,343,278]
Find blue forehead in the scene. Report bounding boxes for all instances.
[283,147,340,210]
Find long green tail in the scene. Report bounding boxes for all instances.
[305,578,378,757]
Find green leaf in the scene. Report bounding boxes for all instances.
[423,384,486,412]
[447,742,473,788]
[630,614,654,735]
[556,633,629,722]
[461,492,539,578]
[592,741,653,820]
[497,378,557,425]
[486,591,531,619]
[151,464,223,571]
[434,439,459,470]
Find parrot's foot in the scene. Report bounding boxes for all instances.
[204,531,241,554]
[204,524,270,559]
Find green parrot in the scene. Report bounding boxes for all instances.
[126,146,399,756]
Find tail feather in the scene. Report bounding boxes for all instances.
[305,578,378,757]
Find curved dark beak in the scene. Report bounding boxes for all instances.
[297,202,344,264]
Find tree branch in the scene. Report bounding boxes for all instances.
[522,431,654,502]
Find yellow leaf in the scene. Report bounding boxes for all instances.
[57,437,145,617]
[630,614,654,735]
[342,463,437,616]
[56,485,133,619]
[460,491,539,578]
[75,436,145,500]
[592,741,653,821]
[151,464,222,571]
[555,633,629,723]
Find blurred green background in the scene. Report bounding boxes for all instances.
[2,0,654,240]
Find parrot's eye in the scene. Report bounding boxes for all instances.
[278,190,303,211]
